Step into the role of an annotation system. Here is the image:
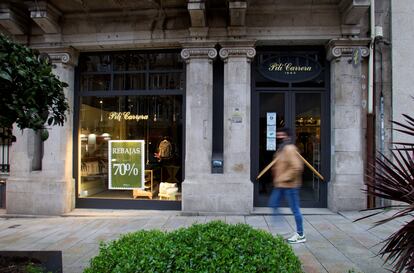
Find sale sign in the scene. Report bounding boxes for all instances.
[108,140,145,190]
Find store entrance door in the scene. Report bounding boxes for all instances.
[252,91,327,208]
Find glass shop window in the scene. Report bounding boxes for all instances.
[79,95,183,201]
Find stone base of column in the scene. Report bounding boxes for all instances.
[327,175,366,212]
[182,176,253,215]
[6,176,73,215]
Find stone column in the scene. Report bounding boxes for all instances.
[327,39,370,212]
[219,46,255,212]
[180,47,217,213]
[6,49,77,215]
[391,0,414,150]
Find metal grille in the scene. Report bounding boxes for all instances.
[0,128,12,173]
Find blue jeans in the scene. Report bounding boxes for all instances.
[268,188,304,236]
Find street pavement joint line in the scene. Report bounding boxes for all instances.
[295,217,332,273]
[160,215,173,231]
[324,214,387,260]
[338,211,388,241]
[263,215,271,232]
[305,216,366,271]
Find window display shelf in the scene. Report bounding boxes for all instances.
[133,170,159,199]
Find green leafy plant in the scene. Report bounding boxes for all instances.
[25,263,50,273]
[0,34,68,140]
[359,113,414,272]
[84,221,302,273]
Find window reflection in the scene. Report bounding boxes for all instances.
[295,93,321,202]
[79,51,184,92]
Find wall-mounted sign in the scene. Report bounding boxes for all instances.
[108,112,149,122]
[109,140,145,190]
[231,108,243,123]
[259,55,322,83]
[266,112,277,151]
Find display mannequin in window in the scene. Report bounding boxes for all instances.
[154,136,173,162]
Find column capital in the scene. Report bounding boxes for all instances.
[180,47,217,63]
[219,47,256,62]
[37,47,79,66]
[326,38,370,61]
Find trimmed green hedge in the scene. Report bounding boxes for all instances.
[84,221,302,273]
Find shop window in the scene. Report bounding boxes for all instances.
[149,72,184,90]
[79,52,184,93]
[79,55,111,73]
[78,51,184,203]
[113,73,146,90]
[113,53,147,71]
[79,95,183,201]
[148,53,183,71]
[80,74,111,91]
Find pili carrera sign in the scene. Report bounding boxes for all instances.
[108,112,149,122]
[259,55,322,83]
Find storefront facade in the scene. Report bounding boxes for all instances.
[2,0,393,215]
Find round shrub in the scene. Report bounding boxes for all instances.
[84,221,302,273]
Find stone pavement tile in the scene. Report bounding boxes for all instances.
[84,233,122,245]
[339,211,399,241]
[285,216,363,273]
[162,216,195,231]
[323,215,385,255]
[205,216,226,222]
[42,220,113,251]
[290,243,328,273]
[264,215,294,237]
[81,220,126,244]
[90,218,137,234]
[63,264,86,273]
[245,215,268,228]
[0,219,32,236]
[0,219,61,243]
[117,217,151,233]
[225,215,245,225]
[64,256,93,273]
[187,216,207,225]
[31,219,93,245]
[141,216,170,230]
[0,219,70,248]
[63,243,100,267]
[306,215,388,273]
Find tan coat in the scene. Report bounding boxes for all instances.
[272,144,304,188]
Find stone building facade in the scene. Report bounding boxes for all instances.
[0,0,396,215]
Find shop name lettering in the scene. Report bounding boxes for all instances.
[112,147,141,154]
[108,112,149,122]
[268,63,312,74]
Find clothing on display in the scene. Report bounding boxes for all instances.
[157,138,173,159]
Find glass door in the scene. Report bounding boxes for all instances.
[294,93,322,204]
[256,92,287,206]
[254,91,326,207]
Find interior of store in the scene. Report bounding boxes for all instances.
[79,95,183,201]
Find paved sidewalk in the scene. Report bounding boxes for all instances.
[0,209,403,273]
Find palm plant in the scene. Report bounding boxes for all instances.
[359,113,414,273]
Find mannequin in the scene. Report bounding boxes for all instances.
[154,136,172,162]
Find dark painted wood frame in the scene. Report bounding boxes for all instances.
[251,47,331,208]
[74,49,185,210]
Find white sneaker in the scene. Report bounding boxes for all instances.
[287,233,306,244]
